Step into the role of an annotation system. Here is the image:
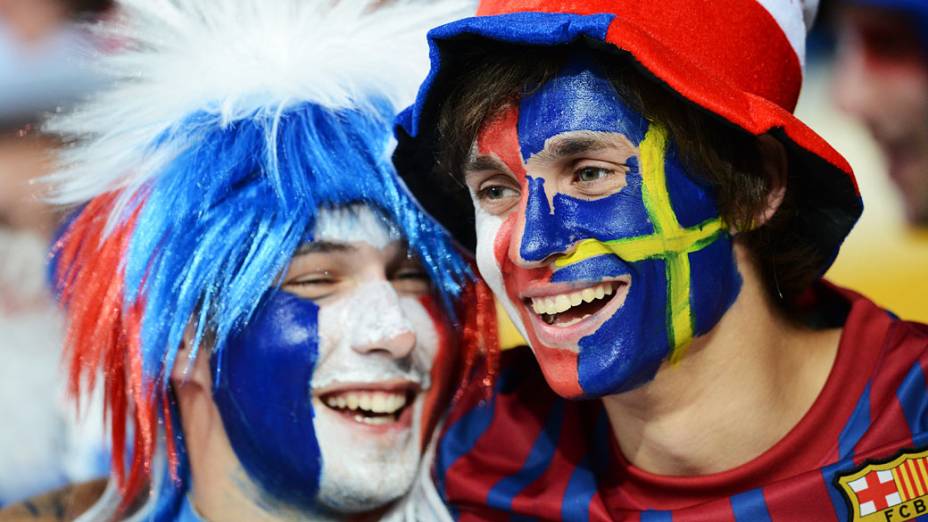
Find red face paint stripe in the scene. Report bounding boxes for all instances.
[493,196,584,397]
[420,293,458,445]
[477,104,528,183]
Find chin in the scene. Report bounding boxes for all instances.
[311,398,424,514]
[314,445,419,514]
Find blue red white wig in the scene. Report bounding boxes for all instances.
[45,0,474,518]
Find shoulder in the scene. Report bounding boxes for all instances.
[0,479,106,522]
[830,283,928,355]
[433,347,599,515]
[832,285,928,438]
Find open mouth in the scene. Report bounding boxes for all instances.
[524,279,627,328]
[318,388,416,426]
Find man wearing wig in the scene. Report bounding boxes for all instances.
[395,0,928,519]
[3,0,475,520]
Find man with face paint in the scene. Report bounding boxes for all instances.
[0,1,475,521]
[394,0,928,520]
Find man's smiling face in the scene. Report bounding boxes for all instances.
[212,204,451,514]
[464,53,742,398]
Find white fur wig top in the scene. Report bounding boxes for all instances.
[45,0,472,205]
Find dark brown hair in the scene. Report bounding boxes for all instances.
[435,42,824,315]
[64,0,113,16]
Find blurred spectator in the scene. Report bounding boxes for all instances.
[0,0,110,125]
[0,0,110,507]
[833,0,928,225]
[797,0,928,323]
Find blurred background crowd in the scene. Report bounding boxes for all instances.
[0,0,925,508]
[0,0,112,506]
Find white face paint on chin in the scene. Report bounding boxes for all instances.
[313,285,438,514]
[307,206,441,514]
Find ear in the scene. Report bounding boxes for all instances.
[755,134,788,227]
[170,321,213,389]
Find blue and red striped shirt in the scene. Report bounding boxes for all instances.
[434,285,928,521]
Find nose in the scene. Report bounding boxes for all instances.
[353,330,417,360]
[350,282,417,360]
[513,176,573,265]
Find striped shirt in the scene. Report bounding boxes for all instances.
[434,285,928,521]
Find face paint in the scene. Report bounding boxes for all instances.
[211,290,322,509]
[471,53,742,398]
[312,204,402,250]
[213,204,449,515]
[313,281,440,513]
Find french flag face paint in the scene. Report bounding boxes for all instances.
[212,290,323,509]
[212,205,451,514]
[469,53,742,398]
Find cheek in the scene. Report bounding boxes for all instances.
[474,204,509,303]
[399,296,440,373]
[211,291,322,507]
[316,305,341,365]
[412,295,454,445]
[474,204,528,333]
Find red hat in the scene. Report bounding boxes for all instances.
[395,0,863,275]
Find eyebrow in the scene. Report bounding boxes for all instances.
[294,240,357,255]
[535,136,613,162]
[463,154,509,174]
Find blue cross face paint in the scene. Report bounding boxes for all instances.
[467,53,742,398]
[212,205,451,514]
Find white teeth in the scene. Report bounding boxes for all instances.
[528,282,620,320]
[371,393,385,413]
[545,298,558,315]
[570,292,583,307]
[321,390,408,415]
[531,300,545,315]
[354,414,392,425]
[582,288,596,303]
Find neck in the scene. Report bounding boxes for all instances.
[601,245,841,476]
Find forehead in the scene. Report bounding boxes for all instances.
[514,53,648,160]
[310,204,401,250]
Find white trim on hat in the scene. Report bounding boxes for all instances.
[756,0,819,67]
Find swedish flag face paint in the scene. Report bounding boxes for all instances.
[466,54,742,398]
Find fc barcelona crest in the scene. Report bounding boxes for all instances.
[838,449,928,521]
